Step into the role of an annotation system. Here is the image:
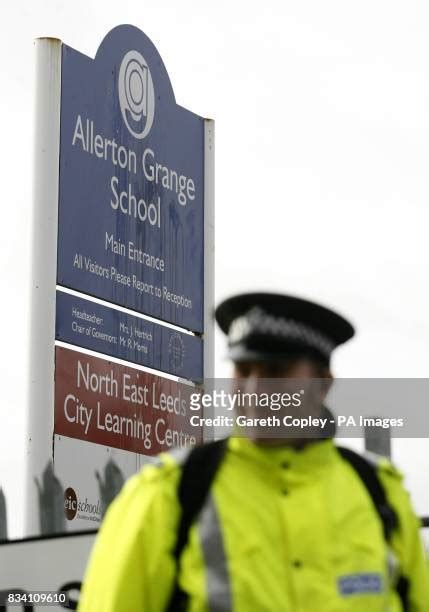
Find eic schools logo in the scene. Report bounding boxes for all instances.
[64,486,101,523]
[64,487,78,521]
[118,50,155,139]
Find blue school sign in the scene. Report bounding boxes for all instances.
[57,25,205,333]
[56,291,203,382]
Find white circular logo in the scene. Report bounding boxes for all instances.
[118,50,155,139]
[168,332,185,372]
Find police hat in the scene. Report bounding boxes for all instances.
[215,293,354,364]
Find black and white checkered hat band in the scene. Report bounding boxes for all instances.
[228,307,335,359]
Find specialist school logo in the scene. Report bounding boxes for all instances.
[168,332,186,373]
[118,50,155,139]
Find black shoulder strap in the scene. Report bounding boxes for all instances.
[166,439,228,612]
[337,446,398,540]
[337,446,409,611]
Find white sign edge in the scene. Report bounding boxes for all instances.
[203,119,215,381]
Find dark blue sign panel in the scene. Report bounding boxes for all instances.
[56,291,203,382]
[57,26,205,333]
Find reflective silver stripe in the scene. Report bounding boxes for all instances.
[168,445,193,466]
[198,495,232,611]
[150,446,193,469]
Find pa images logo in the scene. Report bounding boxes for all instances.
[168,332,185,373]
[119,50,155,139]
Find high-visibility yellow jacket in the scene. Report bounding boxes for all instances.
[78,438,429,611]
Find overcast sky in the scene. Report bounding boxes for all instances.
[1,0,429,539]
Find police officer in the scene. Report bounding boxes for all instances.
[78,293,429,611]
